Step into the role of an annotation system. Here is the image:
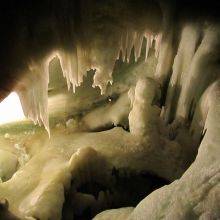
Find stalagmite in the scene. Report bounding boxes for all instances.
[129,78,160,136]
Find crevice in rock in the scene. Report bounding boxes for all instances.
[62,168,169,220]
[88,123,129,133]
[188,98,196,124]
[159,72,172,108]
[199,128,207,144]
[0,199,19,220]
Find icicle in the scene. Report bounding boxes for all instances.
[154,30,174,85]
[92,67,113,95]
[77,47,92,85]
[154,33,162,58]
[58,48,79,92]
[174,25,219,120]
[119,31,128,62]
[134,32,144,62]
[164,24,202,123]
[126,31,136,63]
[190,81,219,143]
[91,36,121,95]
[58,44,93,93]
[144,33,154,62]
[16,59,50,137]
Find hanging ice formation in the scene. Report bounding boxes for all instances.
[15,30,162,136]
[16,57,52,137]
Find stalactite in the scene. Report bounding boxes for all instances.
[190,80,220,144]
[154,33,162,58]
[134,32,144,62]
[164,24,202,123]
[13,25,169,134]
[58,44,93,93]
[58,50,79,92]
[154,31,173,85]
[144,33,152,62]
[16,60,50,136]
[175,26,220,120]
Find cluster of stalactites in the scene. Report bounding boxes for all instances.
[57,31,162,95]
[164,24,220,128]
[16,58,51,136]
[16,31,162,135]
[119,31,162,63]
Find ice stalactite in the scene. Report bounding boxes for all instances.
[57,50,79,92]
[92,71,112,95]
[118,30,144,63]
[154,0,175,86]
[163,23,220,124]
[145,33,154,61]
[60,28,162,97]
[154,30,173,85]
[119,30,161,63]
[126,31,136,63]
[174,26,220,120]
[154,33,162,58]
[77,47,93,86]
[91,60,114,95]
[119,31,128,62]
[134,32,144,62]
[164,23,202,123]
[190,80,220,144]
[16,59,50,136]
[58,45,92,93]
[91,39,120,94]
[14,28,162,134]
